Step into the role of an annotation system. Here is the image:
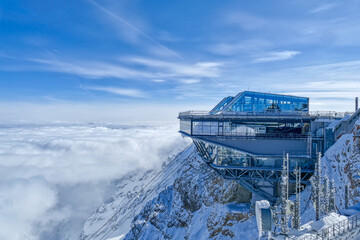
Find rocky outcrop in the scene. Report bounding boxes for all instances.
[124,146,255,240]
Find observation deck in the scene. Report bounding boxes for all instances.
[178,91,357,202]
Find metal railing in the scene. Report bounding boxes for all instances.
[309,111,353,118]
[297,213,360,240]
[191,131,310,139]
[178,110,209,117]
[179,110,353,118]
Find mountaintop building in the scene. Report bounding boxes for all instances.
[179,91,360,203]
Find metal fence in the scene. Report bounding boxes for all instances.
[179,110,353,118]
[297,213,360,240]
[309,111,353,118]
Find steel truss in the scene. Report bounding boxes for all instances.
[193,140,313,203]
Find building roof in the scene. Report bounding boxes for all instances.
[210,91,309,114]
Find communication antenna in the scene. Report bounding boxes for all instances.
[329,179,336,212]
[311,152,322,220]
[316,152,322,220]
[279,153,290,235]
[323,176,330,214]
[356,97,358,111]
[293,164,301,229]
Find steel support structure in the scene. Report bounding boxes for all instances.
[193,140,313,204]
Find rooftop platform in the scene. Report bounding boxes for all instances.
[179,110,352,120]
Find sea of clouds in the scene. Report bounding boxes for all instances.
[0,122,190,240]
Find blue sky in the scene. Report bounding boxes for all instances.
[1,0,360,121]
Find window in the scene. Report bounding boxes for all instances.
[225,92,309,113]
[180,120,191,134]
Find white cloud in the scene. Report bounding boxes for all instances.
[252,51,301,63]
[29,57,223,83]
[0,102,191,123]
[84,86,147,98]
[126,57,223,78]
[0,123,190,240]
[178,78,201,84]
[209,39,271,56]
[86,0,180,58]
[309,3,337,14]
[245,60,360,111]
[224,12,266,30]
[151,79,165,83]
[31,58,156,79]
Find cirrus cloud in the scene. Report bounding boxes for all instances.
[252,51,301,63]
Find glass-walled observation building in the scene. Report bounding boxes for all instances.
[180,91,312,157]
[179,91,323,202]
[179,91,358,202]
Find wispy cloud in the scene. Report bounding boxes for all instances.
[126,57,223,78]
[178,78,201,84]
[252,51,301,63]
[30,57,224,83]
[208,39,271,56]
[309,3,337,14]
[151,79,166,83]
[85,0,181,58]
[251,60,360,111]
[224,11,266,30]
[84,86,147,98]
[32,58,155,79]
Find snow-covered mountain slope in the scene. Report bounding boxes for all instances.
[123,147,256,240]
[81,144,194,240]
[120,123,360,240]
[81,145,257,240]
[321,119,360,211]
[82,120,360,240]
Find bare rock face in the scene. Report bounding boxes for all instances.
[124,147,255,240]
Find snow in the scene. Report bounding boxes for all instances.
[285,212,347,239]
[107,235,125,240]
[326,119,341,129]
[84,144,259,240]
[82,113,360,240]
[81,145,194,239]
[255,200,271,238]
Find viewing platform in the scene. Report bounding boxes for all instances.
[179,91,360,202]
[179,110,352,119]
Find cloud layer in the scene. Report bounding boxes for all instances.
[0,123,190,240]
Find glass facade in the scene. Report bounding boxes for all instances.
[194,140,314,170]
[180,120,191,134]
[211,91,309,113]
[191,120,310,138]
[193,121,219,135]
[210,96,234,113]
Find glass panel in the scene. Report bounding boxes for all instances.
[211,96,234,112]
[195,140,315,170]
[180,120,191,134]
[192,121,202,134]
[226,92,309,113]
[192,121,219,135]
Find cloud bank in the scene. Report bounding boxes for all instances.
[0,123,190,240]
